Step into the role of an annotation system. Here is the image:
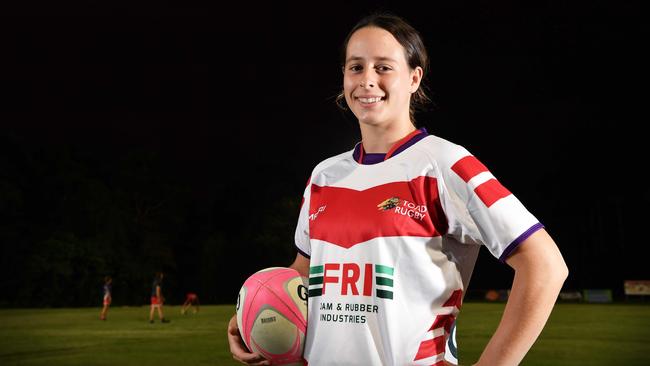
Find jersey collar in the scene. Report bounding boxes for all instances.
[352,127,429,165]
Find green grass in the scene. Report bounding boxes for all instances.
[458,303,650,365]
[0,305,238,366]
[0,303,648,365]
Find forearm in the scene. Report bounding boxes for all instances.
[475,229,568,365]
[475,261,567,365]
[289,252,310,277]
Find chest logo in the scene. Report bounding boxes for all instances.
[308,263,394,300]
[378,197,428,221]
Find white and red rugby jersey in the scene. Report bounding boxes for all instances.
[294,128,542,366]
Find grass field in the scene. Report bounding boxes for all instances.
[0,303,648,365]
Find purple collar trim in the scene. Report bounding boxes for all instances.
[353,127,428,165]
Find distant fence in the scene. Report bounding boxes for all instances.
[468,280,649,303]
[582,289,613,303]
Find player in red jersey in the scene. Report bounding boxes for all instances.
[149,272,170,323]
[99,276,112,321]
[181,292,200,315]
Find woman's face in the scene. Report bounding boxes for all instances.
[343,26,421,128]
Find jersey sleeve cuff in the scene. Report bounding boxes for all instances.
[295,244,311,259]
[499,222,545,263]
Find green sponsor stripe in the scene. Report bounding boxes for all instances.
[308,289,322,297]
[375,264,394,275]
[309,276,324,285]
[310,265,324,274]
[375,277,393,287]
[376,289,393,299]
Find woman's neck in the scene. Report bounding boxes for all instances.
[359,121,416,153]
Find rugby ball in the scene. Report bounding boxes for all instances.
[236,267,308,365]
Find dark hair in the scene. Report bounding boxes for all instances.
[104,276,112,283]
[335,13,431,123]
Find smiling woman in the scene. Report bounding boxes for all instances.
[342,26,421,144]
[227,12,568,366]
[337,14,431,133]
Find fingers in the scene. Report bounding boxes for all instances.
[227,315,270,365]
[228,334,270,365]
[232,353,271,366]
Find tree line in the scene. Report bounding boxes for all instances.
[0,133,302,307]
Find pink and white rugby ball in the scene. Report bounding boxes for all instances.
[236,267,308,365]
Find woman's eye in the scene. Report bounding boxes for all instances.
[377,65,392,72]
[349,65,362,72]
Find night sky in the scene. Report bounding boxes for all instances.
[1,1,648,304]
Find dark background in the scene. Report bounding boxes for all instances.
[1,1,647,306]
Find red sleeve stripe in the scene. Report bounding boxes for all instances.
[451,156,488,182]
[474,178,511,207]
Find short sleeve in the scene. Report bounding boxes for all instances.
[294,176,312,258]
[439,147,542,261]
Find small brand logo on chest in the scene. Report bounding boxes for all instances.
[309,205,327,221]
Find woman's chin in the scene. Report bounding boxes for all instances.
[356,113,386,127]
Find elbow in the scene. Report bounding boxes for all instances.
[552,257,569,286]
[545,241,569,285]
[535,255,569,288]
[557,264,569,287]
[561,260,569,280]
[560,261,569,282]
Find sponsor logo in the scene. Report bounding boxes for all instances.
[378,197,428,221]
[308,263,395,300]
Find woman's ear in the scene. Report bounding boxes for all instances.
[411,66,423,93]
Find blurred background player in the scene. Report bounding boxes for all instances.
[149,271,170,323]
[180,292,200,315]
[99,276,112,320]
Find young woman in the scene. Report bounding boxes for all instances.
[149,272,170,323]
[228,13,567,366]
[99,276,112,321]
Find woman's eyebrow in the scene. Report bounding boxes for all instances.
[345,56,398,63]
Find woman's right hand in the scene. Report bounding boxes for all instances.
[227,314,270,365]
